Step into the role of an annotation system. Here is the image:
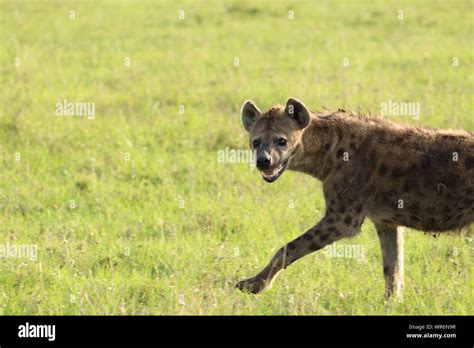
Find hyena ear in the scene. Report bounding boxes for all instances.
[285,98,311,129]
[241,100,262,133]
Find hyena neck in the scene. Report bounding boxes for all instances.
[289,113,346,180]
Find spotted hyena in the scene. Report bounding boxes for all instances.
[236,98,474,298]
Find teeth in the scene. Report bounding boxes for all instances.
[262,164,283,178]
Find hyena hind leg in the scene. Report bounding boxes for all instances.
[375,223,404,299]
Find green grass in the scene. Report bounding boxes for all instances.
[0,0,473,315]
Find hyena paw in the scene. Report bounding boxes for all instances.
[236,276,267,294]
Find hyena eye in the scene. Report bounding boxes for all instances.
[276,138,287,147]
[253,139,260,148]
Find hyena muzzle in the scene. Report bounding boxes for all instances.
[236,98,474,298]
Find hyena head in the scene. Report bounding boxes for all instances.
[240,98,311,183]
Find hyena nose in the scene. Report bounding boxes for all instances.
[256,155,271,170]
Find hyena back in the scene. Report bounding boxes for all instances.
[237,98,474,298]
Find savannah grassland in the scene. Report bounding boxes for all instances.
[0,0,473,315]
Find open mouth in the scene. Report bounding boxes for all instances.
[260,161,288,183]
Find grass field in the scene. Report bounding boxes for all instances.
[0,0,473,315]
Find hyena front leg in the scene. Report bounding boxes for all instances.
[375,223,404,299]
[237,213,363,294]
